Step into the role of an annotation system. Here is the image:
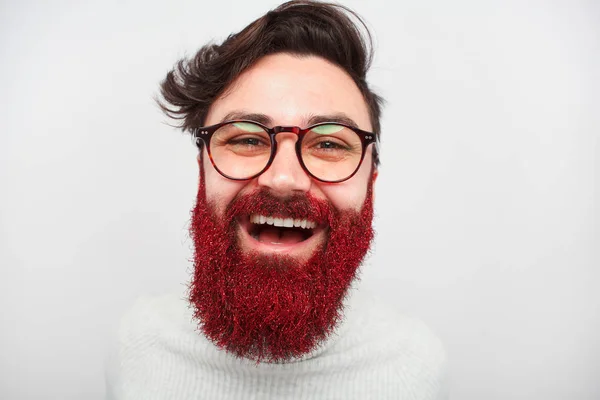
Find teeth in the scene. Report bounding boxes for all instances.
[250,214,317,230]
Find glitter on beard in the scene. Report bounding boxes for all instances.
[189,168,375,363]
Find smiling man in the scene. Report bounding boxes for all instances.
[187,51,380,363]
[106,1,447,399]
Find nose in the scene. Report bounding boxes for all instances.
[257,133,311,195]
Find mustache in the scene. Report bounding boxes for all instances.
[223,187,334,226]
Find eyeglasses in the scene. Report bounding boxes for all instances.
[192,120,378,183]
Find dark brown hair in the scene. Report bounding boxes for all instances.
[158,0,383,164]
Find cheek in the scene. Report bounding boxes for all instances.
[318,153,373,211]
[201,151,246,217]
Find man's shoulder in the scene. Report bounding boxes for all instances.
[360,291,445,352]
[119,292,192,333]
[113,292,203,355]
[334,289,448,396]
[105,292,203,399]
[346,290,441,337]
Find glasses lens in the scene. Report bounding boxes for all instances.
[209,122,271,179]
[301,124,363,182]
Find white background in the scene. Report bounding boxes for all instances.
[1,0,598,399]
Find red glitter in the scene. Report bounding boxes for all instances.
[189,170,374,363]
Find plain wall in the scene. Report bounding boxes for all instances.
[1,0,598,399]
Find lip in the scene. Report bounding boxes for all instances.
[237,215,326,257]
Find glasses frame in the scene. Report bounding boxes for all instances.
[191,120,378,183]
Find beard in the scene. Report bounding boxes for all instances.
[189,172,374,363]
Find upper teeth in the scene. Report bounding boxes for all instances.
[250,214,317,229]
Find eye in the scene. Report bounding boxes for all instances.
[301,124,362,163]
[230,136,267,146]
[315,140,346,150]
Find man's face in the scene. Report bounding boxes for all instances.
[202,53,375,256]
[190,53,377,362]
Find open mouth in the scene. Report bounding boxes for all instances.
[246,214,318,245]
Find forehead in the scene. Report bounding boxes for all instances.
[205,53,371,130]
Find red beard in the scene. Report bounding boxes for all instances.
[189,175,374,363]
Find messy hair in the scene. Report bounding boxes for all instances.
[158,0,383,164]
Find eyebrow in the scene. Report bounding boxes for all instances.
[219,111,272,126]
[218,110,360,129]
[306,113,359,129]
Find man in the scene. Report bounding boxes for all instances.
[106,1,447,398]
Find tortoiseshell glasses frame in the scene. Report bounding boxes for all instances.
[191,120,378,183]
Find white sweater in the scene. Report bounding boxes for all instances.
[105,289,448,399]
